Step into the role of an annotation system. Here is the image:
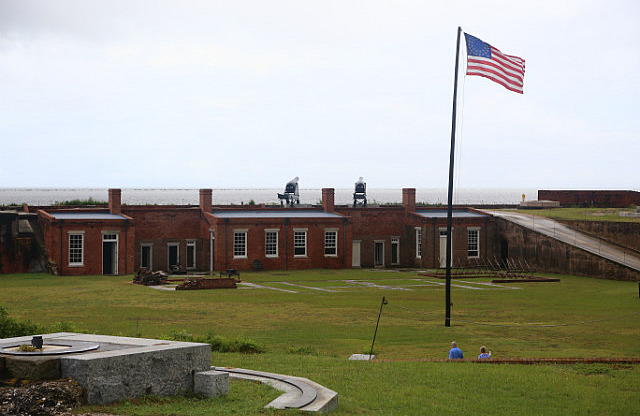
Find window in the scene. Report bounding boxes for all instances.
[234,230,247,258]
[415,227,422,258]
[265,230,278,257]
[468,228,479,258]
[294,229,307,257]
[186,240,196,269]
[324,229,337,256]
[68,232,84,266]
[374,241,384,266]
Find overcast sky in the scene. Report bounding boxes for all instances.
[1,0,638,190]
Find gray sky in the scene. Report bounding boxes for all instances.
[1,0,638,190]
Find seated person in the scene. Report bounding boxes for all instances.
[448,341,464,359]
[478,346,492,359]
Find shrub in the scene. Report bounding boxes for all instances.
[0,306,40,338]
[202,330,265,354]
[53,198,107,206]
[163,330,265,354]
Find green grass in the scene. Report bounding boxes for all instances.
[1,269,638,415]
[52,197,107,206]
[507,207,639,222]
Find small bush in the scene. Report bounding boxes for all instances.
[163,330,265,354]
[0,306,40,338]
[166,329,195,342]
[53,198,107,206]
[17,344,39,352]
[44,321,84,333]
[202,330,265,354]
[361,345,376,355]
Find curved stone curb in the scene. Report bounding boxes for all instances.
[213,366,338,412]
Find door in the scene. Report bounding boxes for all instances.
[374,241,384,267]
[168,243,179,269]
[102,233,118,275]
[391,238,399,265]
[186,240,196,269]
[439,229,451,268]
[141,244,152,271]
[352,240,361,268]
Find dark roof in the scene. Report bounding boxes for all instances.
[211,210,344,219]
[49,212,128,220]
[414,209,489,219]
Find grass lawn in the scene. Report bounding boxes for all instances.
[505,207,640,222]
[1,269,638,415]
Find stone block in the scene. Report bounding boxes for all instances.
[4,356,61,380]
[60,341,211,404]
[194,370,229,397]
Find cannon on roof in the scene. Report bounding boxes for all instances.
[277,177,300,207]
[353,177,367,207]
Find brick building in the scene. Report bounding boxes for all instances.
[538,190,640,208]
[28,187,496,275]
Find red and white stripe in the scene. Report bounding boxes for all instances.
[467,46,525,94]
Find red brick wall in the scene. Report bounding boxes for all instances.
[123,206,207,272]
[559,220,640,252]
[0,237,36,274]
[335,207,408,267]
[0,213,35,274]
[210,215,350,272]
[538,190,640,208]
[41,218,135,276]
[409,213,494,269]
[494,217,639,281]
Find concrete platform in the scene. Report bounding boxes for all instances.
[0,333,224,404]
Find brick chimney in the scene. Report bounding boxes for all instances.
[402,188,416,213]
[200,189,212,213]
[109,188,122,215]
[322,188,335,212]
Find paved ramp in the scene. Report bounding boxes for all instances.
[484,210,640,272]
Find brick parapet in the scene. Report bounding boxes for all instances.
[494,217,640,281]
[377,357,640,364]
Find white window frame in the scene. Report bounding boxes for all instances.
[68,231,84,267]
[293,228,307,258]
[324,229,338,257]
[186,240,196,269]
[415,227,422,258]
[467,227,480,258]
[265,229,279,258]
[233,229,248,259]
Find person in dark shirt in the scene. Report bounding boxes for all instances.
[449,341,464,359]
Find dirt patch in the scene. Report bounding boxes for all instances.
[0,378,85,415]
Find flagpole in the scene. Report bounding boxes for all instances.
[445,26,462,327]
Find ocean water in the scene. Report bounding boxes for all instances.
[0,188,537,206]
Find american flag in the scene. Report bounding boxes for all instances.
[464,33,525,94]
